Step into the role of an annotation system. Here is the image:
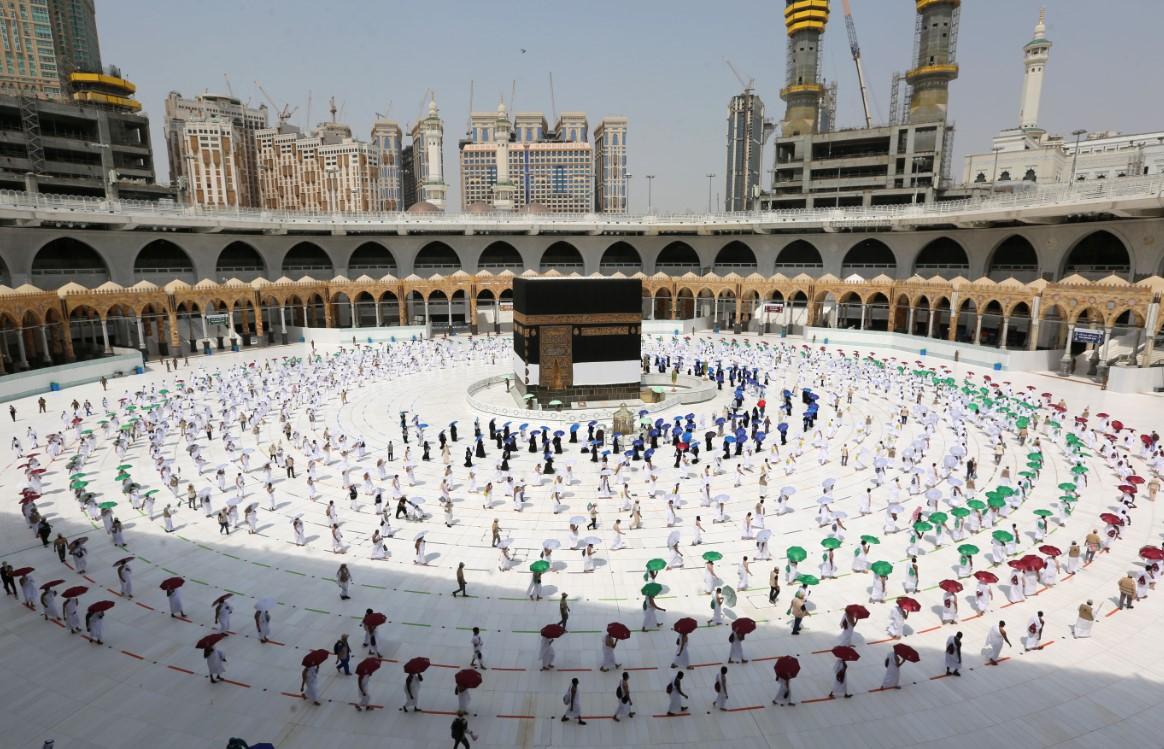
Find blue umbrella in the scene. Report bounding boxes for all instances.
[639,409,649,416]
[725,436,737,444]
[519,423,529,430]
[569,424,580,432]
[754,432,767,441]
[716,417,726,426]
[624,450,635,457]
[553,430,565,437]
[590,439,602,446]
[682,431,692,442]
[601,450,611,457]
[419,423,429,429]
[655,418,665,427]
[588,420,598,427]
[777,423,789,432]
[503,421,512,427]
[644,448,655,459]
[649,428,660,438]
[685,413,695,420]
[448,421,458,426]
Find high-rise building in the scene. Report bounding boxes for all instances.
[906,0,961,125]
[255,121,384,213]
[724,92,772,212]
[47,0,100,80]
[1019,8,1050,133]
[370,119,404,211]
[461,104,613,213]
[164,92,269,208]
[400,144,417,209]
[593,116,628,214]
[780,0,829,137]
[0,1,65,98]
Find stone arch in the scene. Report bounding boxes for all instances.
[0,254,8,285]
[600,241,642,273]
[331,291,354,328]
[33,237,110,286]
[281,242,335,278]
[348,242,398,276]
[978,300,1005,346]
[675,288,696,319]
[842,238,896,276]
[986,235,1039,281]
[912,237,969,275]
[1061,230,1132,280]
[650,288,672,320]
[478,241,523,272]
[865,291,891,331]
[376,290,401,327]
[216,241,267,281]
[540,241,584,272]
[414,241,461,277]
[714,241,756,273]
[775,240,823,271]
[134,239,195,283]
[656,242,700,273]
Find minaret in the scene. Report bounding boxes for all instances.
[906,0,961,124]
[491,101,515,211]
[1019,9,1051,132]
[419,98,447,208]
[780,0,830,137]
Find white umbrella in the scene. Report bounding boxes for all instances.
[831,511,848,520]
[887,503,905,514]
[821,478,836,490]
[874,457,891,468]
[949,445,967,457]
[756,528,773,542]
[582,536,602,547]
[712,493,731,503]
[666,530,681,547]
[413,531,427,541]
[409,497,425,505]
[226,497,241,507]
[780,486,797,496]
[816,496,833,506]
[542,538,561,550]
[254,597,274,611]
[498,538,512,549]
[925,488,942,501]
[569,516,586,527]
[946,477,964,487]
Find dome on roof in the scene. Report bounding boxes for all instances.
[524,202,550,214]
[408,201,441,214]
[466,202,492,215]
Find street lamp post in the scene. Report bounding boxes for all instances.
[1069,128,1087,185]
[646,174,655,215]
[705,173,715,213]
[990,146,1003,193]
[624,173,632,214]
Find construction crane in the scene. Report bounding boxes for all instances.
[724,59,754,92]
[841,0,873,129]
[255,81,298,127]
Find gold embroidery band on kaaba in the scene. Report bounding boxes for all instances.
[512,312,641,326]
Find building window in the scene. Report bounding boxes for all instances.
[1023,169,1036,182]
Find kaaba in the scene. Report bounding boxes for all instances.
[512,278,642,405]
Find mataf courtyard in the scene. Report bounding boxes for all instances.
[2,331,1163,749]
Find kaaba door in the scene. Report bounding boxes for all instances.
[539,325,573,390]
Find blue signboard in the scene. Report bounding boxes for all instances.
[1072,329,1105,345]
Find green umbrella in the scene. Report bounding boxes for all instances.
[117,464,132,470]
[144,489,160,496]
[523,394,536,400]
[547,400,563,406]
[1072,465,1088,474]
[870,561,893,577]
[967,403,980,413]
[98,501,117,510]
[929,511,948,525]
[115,472,130,481]
[1015,417,1029,429]
[125,405,136,412]
[1027,452,1043,461]
[821,537,841,550]
[966,499,987,511]
[97,420,109,425]
[996,486,1017,497]
[70,472,86,479]
[987,496,1006,510]
[957,544,980,556]
[646,558,667,572]
[1059,494,1077,503]
[81,429,94,435]
[1018,471,1037,479]
[796,574,821,586]
[702,551,723,563]
[913,521,932,533]
[1032,509,1053,518]
[1058,482,1077,492]
[992,530,1014,543]
[158,389,169,395]
[651,386,665,394]
[119,425,132,432]
[786,546,807,563]
[950,507,971,518]
[860,534,880,545]
[530,560,550,574]
[641,582,663,597]
[1048,420,1061,429]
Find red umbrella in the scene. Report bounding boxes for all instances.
[1096,412,1109,419]
[1040,392,1052,399]
[893,643,920,663]
[831,646,860,662]
[18,497,37,505]
[731,617,757,635]
[845,603,870,620]
[403,657,430,674]
[973,570,999,584]
[1038,545,1061,557]
[606,622,631,640]
[1019,554,1045,571]
[774,655,800,679]
[39,579,65,590]
[1118,485,1137,495]
[62,585,88,598]
[1074,416,1087,424]
[1111,420,1124,431]
[196,632,228,649]
[212,593,232,606]
[363,611,387,628]
[540,624,565,639]
[1139,546,1164,561]
[29,468,46,475]
[1128,475,1146,485]
[938,579,963,594]
[455,668,483,689]
[87,600,114,614]
[112,556,135,567]
[159,577,184,591]
[1007,560,1026,570]
[1141,435,1154,446]
[1100,513,1123,526]
[355,657,381,676]
[896,596,921,613]
[301,649,330,668]
[12,567,34,577]
[672,617,698,635]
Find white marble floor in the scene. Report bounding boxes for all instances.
[1,333,1163,749]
